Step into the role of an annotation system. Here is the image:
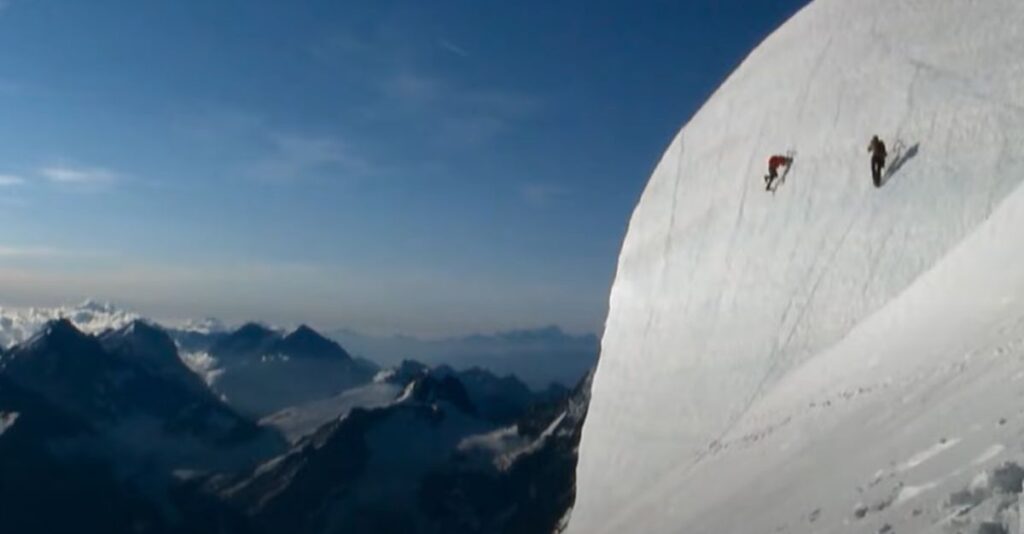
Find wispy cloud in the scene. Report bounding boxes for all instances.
[0,246,64,258]
[519,183,568,207]
[40,165,119,187]
[184,109,381,184]
[382,70,538,115]
[380,70,540,148]
[381,71,445,105]
[313,27,540,149]
[252,131,378,183]
[0,174,24,186]
[439,39,470,58]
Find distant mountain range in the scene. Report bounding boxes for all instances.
[0,300,139,348]
[3,319,283,463]
[0,319,285,533]
[174,321,379,417]
[330,325,597,389]
[0,301,597,390]
[0,302,592,533]
[216,363,591,534]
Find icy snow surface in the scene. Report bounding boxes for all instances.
[259,382,400,442]
[0,411,18,436]
[570,0,1024,532]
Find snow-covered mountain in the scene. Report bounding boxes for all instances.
[0,319,285,470]
[0,301,596,394]
[0,374,175,533]
[0,307,589,533]
[219,371,489,532]
[178,316,229,335]
[178,322,380,417]
[570,1,1024,533]
[217,365,590,534]
[0,319,285,533]
[0,300,138,348]
[260,359,566,443]
[331,325,597,390]
[436,364,565,423]
[259,380,402,442]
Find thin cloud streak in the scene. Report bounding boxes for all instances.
[381,71,445,105]
[253,131,379,183]
[184,110,382,184]
[313,28,539,149]
[0,245,64,258]
[439,39,470,58]
[0,174,24,186]
[379,69,541,148]
[519,183,569,207]
[39,165,119,186]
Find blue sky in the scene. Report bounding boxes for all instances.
[0,0,807,336]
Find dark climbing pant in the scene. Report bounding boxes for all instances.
[871,156,885,187]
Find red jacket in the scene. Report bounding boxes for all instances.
[768,155,790,172]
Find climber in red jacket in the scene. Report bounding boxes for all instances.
[764,154,792,190]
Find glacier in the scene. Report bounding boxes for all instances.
[570,0,1024,532]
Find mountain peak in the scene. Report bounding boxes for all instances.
[32,318,94,350]
[405,374,477,416]
[77,299,116,314]
[2,319,123,412]
[277,324,351,360]
[122,318,162,338]
[0,301,139,349]
[100,320,182,372]
[235,322,276,338]
[291,324,317,336]
[376,359,430,385]
[210,322,281,358]
[45,317,80,335]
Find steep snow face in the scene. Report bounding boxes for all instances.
[571,1,1024,532]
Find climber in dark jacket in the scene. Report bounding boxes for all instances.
[868,135,887,187]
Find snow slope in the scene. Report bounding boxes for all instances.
[570,1,1024,532]
[259,381,400,442]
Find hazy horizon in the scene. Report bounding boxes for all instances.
[0,296,602,340]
